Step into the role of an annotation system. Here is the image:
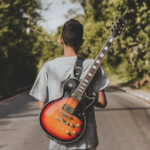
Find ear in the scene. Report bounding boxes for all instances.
[60,36,64,45]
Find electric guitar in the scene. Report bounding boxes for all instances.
[40,17,126,143]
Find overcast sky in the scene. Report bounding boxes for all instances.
[38,0,84,33]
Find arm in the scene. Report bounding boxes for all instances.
[94,90,107,108]
[29,64,48,110]
[38,101,45,110]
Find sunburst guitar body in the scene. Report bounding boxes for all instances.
[40,78,95,143]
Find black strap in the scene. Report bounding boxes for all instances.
[74,57,85,79]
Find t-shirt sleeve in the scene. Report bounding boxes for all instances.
[29,64,48,102]
[92,67,110,92]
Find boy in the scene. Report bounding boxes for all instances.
[30,19,109,150]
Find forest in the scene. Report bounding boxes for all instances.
[0,0,150,100]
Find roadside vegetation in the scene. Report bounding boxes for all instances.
[0,0,150,100]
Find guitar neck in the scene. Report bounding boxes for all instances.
[72,35,114,101]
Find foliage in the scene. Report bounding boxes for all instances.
[0,0,41,99]
[68,0,150,88]
[1,0,150,100]
[32,26,60,70]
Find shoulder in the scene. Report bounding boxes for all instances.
[84,58,94,63]
[83,58,102,68]
[44,57,60,66]
[83,58,104,73]
[83,58,94,67]
[42,57,62,69]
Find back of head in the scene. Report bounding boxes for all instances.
[62,19,83,53]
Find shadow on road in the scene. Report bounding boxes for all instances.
[95,107,150,111]
[0,113,39,119]
[0,145,6,149]
[105,86,121,93]
[128,108,150,145]
[0,91,39,123]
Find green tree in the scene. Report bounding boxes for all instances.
[0,0,41,98]
[69,0,150,88]
[33,26,59,70]
[114,0,150,88]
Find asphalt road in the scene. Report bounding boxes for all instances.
[0,88,150,150]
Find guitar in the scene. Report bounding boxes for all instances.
[40,17,126,144]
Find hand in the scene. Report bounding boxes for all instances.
[38,101,45,110]
[94,90,107,108]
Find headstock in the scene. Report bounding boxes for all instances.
[111,17,126,38]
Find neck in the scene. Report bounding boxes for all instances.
[63,45,77,57]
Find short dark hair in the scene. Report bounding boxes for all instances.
[62,19,83,52]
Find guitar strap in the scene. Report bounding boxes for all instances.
[74,57,85,79]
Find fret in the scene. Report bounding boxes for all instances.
[99,53,104,58]
[80,86,85,90]
[92,65,97,69]
[91,67,97,73]
[84,79,89,83]
[104,46,108,50]
[109,37,114,43]
[85,75,91,80]
[101,49,107,54]
[81,82,87,87]
[74,90,82,96]
[98,56,103,61]
[85,76,91,82]
[95,59,101,64]
[77,89,83,93]
[87,72,92,77]
[106,42,111,47]
[93,62,99,67]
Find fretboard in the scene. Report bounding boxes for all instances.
[72,36,114,101]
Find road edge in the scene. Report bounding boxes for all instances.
[108,85,150,104]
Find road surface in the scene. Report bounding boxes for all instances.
[0,87,150,150]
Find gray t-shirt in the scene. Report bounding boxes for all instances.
[30,56,110,150]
